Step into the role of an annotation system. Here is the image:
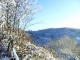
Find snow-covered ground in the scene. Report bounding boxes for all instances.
[1,57,10,60]
[11,48,19,60]
[22,42,59,60]
[1,48,19,60]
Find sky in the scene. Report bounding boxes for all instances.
[27,0,80,31]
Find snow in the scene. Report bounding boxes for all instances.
[1,48,19,60]
[11,0,16,6]
[0,21,6,27]
[1,57,10,60]
[12,48,19,60]
[24,0,28,3]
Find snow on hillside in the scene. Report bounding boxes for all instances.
[27,28,80,46]
[22,42,59,60]
[0,32,59,60]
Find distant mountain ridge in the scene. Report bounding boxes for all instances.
[27,28,80,46]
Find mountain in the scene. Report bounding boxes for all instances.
[27,28,80,46]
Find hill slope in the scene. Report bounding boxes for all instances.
[0,29,59,60]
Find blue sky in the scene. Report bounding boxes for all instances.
[28,0,80,31]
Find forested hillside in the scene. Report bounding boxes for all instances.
[27,28,80,45]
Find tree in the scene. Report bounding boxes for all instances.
[0,0,41,35]
[47,36,78,60]
[0,0,41,59]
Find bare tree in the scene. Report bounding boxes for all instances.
[47,36,78,60]
[0,0,41,36]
